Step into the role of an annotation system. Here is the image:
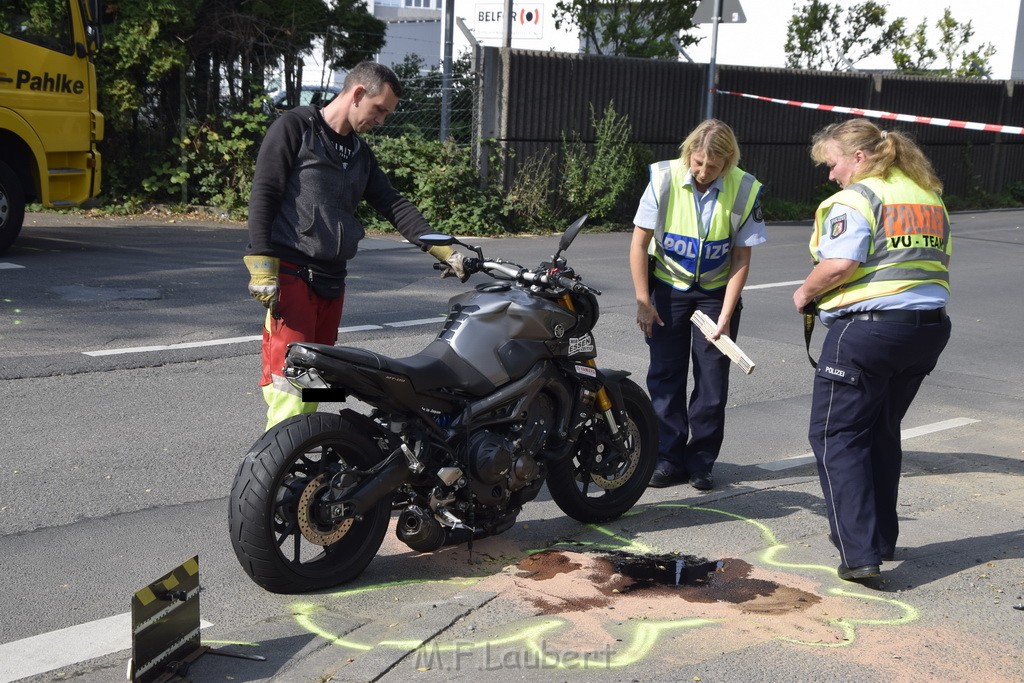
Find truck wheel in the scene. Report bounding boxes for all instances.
[0,161,26,255]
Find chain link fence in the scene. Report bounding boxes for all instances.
[373,71,477,145]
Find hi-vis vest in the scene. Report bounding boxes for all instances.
[650,160,760,291]
[810,168,951,311]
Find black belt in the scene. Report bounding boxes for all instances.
[803,305,946,369]
[842,308,947,324]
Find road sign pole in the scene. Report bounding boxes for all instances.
[503,0,513,47]
[704,0,722,119]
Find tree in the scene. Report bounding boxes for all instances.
[93,0,203,199]
[94,0,387,205]
[892,8,996,77]
[323,0,387,71]
[95,0,200,128]
[185,0,384,113]
[553,0,701,59]
[784,0,905,71]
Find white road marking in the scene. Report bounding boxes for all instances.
[0,262,25,270]
[82,316,445,357]
[744,279,804,290]
[84,335,261,356]
[386,317,446,328]
[0,613,212,682]
[758,417,980,471]
[78,277,804,358]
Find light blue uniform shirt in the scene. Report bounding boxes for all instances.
[633,171,767,247]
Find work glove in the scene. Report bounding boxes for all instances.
[243,254,280,317]
[427,245,470,283]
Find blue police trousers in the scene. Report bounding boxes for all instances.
[646,281,741,477]
[810,312,951,568]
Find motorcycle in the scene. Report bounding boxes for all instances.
[229,215,658,593]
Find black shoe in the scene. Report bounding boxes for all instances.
[688,473,714,491]
[648,467,686,488]
[829,534,894,562]
[837,563,881,581]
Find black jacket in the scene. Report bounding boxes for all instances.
[246,105,430,277]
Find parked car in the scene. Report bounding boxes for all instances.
[267,85,341,113]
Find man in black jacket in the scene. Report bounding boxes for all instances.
[244,61,466,430]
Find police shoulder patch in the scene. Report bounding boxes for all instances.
[829,215,847,239]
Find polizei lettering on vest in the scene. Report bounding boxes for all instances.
[662,234,699,259]
[703,242,730,260]
[881,203,945,238]
[15,69,85,94]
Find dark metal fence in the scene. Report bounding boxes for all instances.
[475,46,1024,204]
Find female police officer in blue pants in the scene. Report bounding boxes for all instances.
[630,119,766,492]
[793,119,952,582]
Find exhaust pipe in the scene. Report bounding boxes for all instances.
[344,457,410,516]
[396,505,448,552]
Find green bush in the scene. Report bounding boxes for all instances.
[141,99,268,219]
[360,133,510,236]
[761,196,818,222]
[558,101,638,226]
[1001,181,1024,205]
[505,148,560,234]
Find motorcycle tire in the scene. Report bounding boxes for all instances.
[546,378,658,523]
[228,412,393,593]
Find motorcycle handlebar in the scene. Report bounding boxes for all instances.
[554,273,600,295]
[458,257,601,295]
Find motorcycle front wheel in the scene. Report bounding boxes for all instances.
[546,378,658,523]
[228,412,393,593]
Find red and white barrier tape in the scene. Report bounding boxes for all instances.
[714,89,1024,136]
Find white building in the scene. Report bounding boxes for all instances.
[310,0,1024,84]
[369,0,445,69]
[367,0,582,69]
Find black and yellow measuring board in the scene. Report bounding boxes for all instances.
[130,556,202,682]
[129,555,265,681]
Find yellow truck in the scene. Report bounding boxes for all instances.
[0,0,104,254]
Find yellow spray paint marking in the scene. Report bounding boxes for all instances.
[288,503,920,667]
[658,503,920,646]
[294,592,715,669]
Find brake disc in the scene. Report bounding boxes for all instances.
[590,422,640,490]
[296,473,354,545]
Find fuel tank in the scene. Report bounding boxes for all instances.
[437,282,578,388]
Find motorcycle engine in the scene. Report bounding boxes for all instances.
[465,394,553,506]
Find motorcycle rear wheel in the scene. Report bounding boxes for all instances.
[546,378,657,523]
[229,412,392,593]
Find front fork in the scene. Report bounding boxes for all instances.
[558,292,627,450]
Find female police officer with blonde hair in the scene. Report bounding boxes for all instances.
[629,119,766,492]
[793,118,952,582]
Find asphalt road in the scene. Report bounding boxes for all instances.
[1,210,1022,682]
